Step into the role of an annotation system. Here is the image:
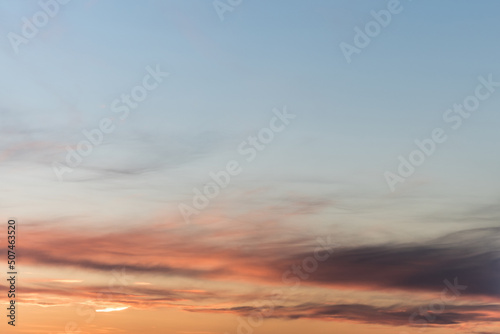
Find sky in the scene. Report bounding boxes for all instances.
[0,0,500,333]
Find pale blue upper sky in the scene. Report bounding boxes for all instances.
[1,0,500,242]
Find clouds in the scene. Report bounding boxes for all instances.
[190,302,500,326]
[12,220,500,329]
[19,223,500,295]
[1,1,500,333]
[284,228,500,297]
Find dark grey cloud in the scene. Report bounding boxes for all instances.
[189,302,500,327]
[278,227,500,297]
[16,223,500,304]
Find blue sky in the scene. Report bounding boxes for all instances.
[1,1,500,333]
[0,0,498,235]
